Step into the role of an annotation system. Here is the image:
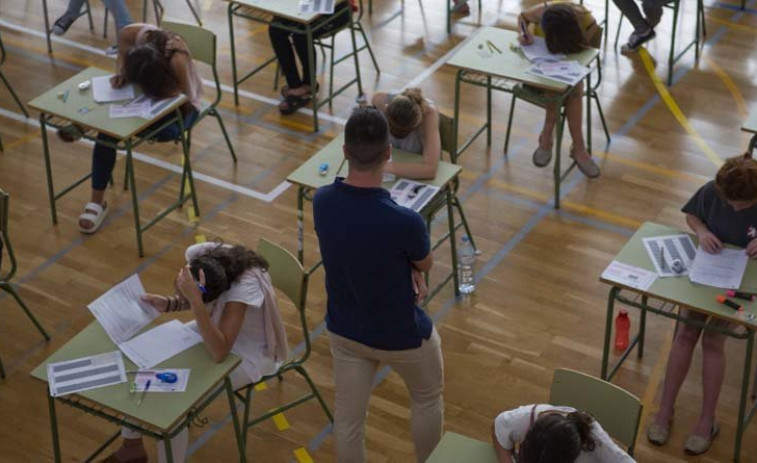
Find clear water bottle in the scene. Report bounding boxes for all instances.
[458,235,476,294]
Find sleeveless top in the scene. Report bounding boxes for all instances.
[386,91,427,155]
[533,1,600,48]
[133,23,204,111]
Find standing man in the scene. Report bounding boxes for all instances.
[313,107,444,463]
[614,0,665,52]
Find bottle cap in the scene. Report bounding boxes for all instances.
[716,295,726,304]
[619,308,628,315]
[726,290,736,297]
[461,235,469,242]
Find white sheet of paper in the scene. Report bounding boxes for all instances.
[642,234,697,277]
[601,260,657,291]
[118,320,202,370]
[131,369,190,392]
[299,0,335,14]
[525,59,590,86]
[109,101,150,119]
[388,179,440,212]
[88,274,160,345]
[47,351,127,397]
[689,247,748,289]
[92,75,135,103]
[520,36,566,62]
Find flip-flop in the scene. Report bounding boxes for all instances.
[280,83,319,98]
[278,94,311,116]
[57,124,84,143]
[78,202,108,234]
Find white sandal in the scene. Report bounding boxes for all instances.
[78,202,108,234]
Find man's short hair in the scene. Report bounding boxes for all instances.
[344,106,390,171]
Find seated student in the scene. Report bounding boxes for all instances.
[492,404,635,462]
[517,1,601,179]
[371,88,441,180]
[103,242,288,463]
[647,153,757,455]
[269,1,356,115]
[52,0,133,54]
[64,23,203,234]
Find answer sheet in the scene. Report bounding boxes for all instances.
[689,247,748,289]
[119,320,202,370]
[88,274,159,345]
[91,75,135,103]
[47,351,127,397]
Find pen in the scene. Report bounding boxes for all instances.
[520,19,528,37]
[138,380,151,406]
[487,40,502,54]
[726,290,756,301]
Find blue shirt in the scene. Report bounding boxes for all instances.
[313,178,433,350]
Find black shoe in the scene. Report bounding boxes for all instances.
[621,28,656,54]
[52,13,77,36]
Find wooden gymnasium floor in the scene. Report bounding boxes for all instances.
[1,0,756,461]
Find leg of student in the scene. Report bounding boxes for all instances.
[329,331,381,462]
[654,310,706,426]
[565,83,588,160]
[384,328,444,463]
[539,100,559,153]
[101,0,134,32]
[290,4,350,89]
[65,0,87,17]
[79,134,117,231]
[269,24,304,90]
[612,0,649,33]
[692,322,728,437]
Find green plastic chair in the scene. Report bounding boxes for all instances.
[549,368,642,456]
[233,239,333,451]
[161,20,237,164]
[0,189,50,379]
[0,29,31,152]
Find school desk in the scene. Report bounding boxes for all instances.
[31,321,245,463]
[286,135,465,300]
[28,67,197,257]
[226,0,362,132]
[600,221,757,462]
[445,26,599,209]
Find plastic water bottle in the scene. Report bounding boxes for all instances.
[614,309,630,352]
[458,235,476,294]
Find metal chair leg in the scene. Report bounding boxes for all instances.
[0,70,30,117]
[211,109,238,163]
[453,196,477,251]
[355,22,380,73]
[503,95,517,155]
[295,366,334,423]
[0,282,50,341]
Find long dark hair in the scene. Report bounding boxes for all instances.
[519,411,596,463]
[123,29,187,100]
[541,4,588,54]
[189,244,269,303]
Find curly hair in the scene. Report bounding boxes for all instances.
[715,152,757,202]
[541,3,588,54]
[189,244,269,303]
[519,410,596,463]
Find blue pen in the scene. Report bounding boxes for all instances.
[138,380,151,406]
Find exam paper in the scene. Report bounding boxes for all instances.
[388,180,440,213]
[601,260,657,291]
[299,0,335,14]
[47,351,127,397]
[88,274,160,345]
[642,234,697,277]
[92,75,135,103]
[525,60,590,86]
[131,369,190,392]
[109,101,150,119]
[119,320,202,370]
[520,36,566,62]
[689,247,748,289]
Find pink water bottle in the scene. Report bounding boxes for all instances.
[615,309,630,352]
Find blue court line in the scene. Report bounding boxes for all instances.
[714,2,757,14]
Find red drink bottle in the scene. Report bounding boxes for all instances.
[615,309,630,352]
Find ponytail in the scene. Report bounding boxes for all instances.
[567,411,596,452]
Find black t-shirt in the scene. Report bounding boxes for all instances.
[681,181,757,247]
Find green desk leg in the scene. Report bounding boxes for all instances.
[297,186,305,264]
[734,330,754,463]
[452,71,462,163]
[600,287,618,380]
[486,76,492,146]
[307,28,318,132]
[447,0,451,34]
[369,0,372,15]
[553,110,564,210]
[225,377,247,463]
[42,0,53,54]
[348,12,364,99]
[48,395,62,463]
[40,114,58,225]
[228,2,240,106]
[125,142,145,257]
[446,188,460,296]
[177,113,200,218]
[586,72,592,155]
[638,295,647,358]
[163,438,174,463]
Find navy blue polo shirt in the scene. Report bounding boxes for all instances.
[313,178,433,350]
[682,181,757,247]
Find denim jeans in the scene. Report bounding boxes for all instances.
[66,0,133,33]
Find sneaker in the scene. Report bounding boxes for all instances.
[52,13,77,36]
[620,28,656,54]
[105,45,119,56]
[452,0,470,14]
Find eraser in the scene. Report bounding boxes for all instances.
[78,80,91,91]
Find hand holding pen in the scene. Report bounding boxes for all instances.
[517,16,533,45]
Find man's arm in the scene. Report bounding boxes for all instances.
[412,252,433,273]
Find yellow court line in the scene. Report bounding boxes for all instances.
[294,448,314,463]
[708,16,757,34]
[1,131,40,152]
[596,152,708,184]
[638,48,723,168]
[272,412,291,431]
[704,56,748,118]
[254,382,268,391]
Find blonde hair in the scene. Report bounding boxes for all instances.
[715,153,757,202]
[386,88,427,138]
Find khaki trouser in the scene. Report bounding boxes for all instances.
[329,328,444,463]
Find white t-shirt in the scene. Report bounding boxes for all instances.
[184,243,278,384]
[494,405,635,463]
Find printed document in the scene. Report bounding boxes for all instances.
[689,247,748,289]
[299,0,335,14]
[389,180,440,213]
[526,60,590,86]
[92,75,135,103]
[119,320,202,370]
[601,261,657,291]
[642,234,697,277]
[109,95,183,120]
[47,351,126,397]
[88,274,160,345]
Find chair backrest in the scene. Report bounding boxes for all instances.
[438,111,456,162]
[255,238,306,311]
[161,19,221,107]
[0,189,17,281]
[549,368,642,454]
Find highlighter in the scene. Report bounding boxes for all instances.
[726,290,756,302]
[716,295,742,310]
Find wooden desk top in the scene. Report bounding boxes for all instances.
[446,27,599,93]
